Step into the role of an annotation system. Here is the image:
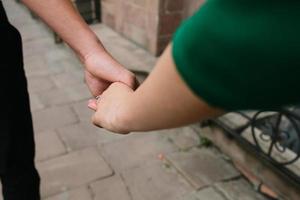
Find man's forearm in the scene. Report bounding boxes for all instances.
[21,0,105,62]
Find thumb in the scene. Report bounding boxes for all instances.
[85,52,136,89]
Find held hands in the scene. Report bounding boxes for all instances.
[81,45,137,134]
[83,48,137,97]
[88,82,134,134]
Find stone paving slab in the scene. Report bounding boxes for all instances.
[99,133,178,172]
[23,37,57,59]
[58,121,126,151]
[37,83,91,107]
[44,187,92,200]
[167,149,240,189]
[164,126,200,150]
[122,160,193,200]
[182,187,226,200]
[90,175,132,200]
[37,148,113,198]
[71,100,94,122]
[35,130,67,161]
[215,179,267,200]
[24,56,59,78]
[32,105,79,133]
[51,70,84,88]
[27,76,56,93]
[29,93,45,112]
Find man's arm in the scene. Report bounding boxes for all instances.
[21,0,135,95]
[90,45,224,133]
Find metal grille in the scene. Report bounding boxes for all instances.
[208,107,300,187]
[75,0,101,23]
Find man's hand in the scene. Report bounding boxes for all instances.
[21,0,136,96]
[88,82,134,134]
[83,48,136,96]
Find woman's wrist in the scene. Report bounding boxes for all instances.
[112,94,136,134]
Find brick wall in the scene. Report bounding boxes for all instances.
[101,0,204,56]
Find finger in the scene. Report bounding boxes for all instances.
[88,99,97,111]
[85,70,110,96]
[89,59,136,90]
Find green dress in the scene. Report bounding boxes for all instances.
[172,0,300,111]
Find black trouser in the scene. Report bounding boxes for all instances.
[0,2,40,199]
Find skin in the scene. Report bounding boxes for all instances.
[89,45,224,134]
[20,1,222,133]
[21,0,136,96]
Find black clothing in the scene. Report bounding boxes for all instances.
[0,1,40,199]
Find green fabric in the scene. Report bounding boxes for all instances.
[172,0,300,111]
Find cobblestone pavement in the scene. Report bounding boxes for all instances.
[1,1,269,200]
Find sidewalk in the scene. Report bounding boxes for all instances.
[2,1,269,200]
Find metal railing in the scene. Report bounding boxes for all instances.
[208,107,300,187]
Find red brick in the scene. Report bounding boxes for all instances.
[159,12,182,35]
[165,0,184,12]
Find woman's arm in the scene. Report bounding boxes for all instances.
[90,45,224,133]
[21,0,135,95]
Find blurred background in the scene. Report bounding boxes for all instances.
[1,0,299,200]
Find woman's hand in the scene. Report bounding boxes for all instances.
[88,82,134,134]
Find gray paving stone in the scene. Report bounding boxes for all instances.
[46,57,81,74]
[182,187,226,200]
[37,148,113,197]
[29,93,45,112]
[23,38,57,59]
[57,122,99,151]
[32,105,78,132]
[131,48,156,71]
[4,1,34,27]
[71,100,94,122]
[37,88,73,106]
[44,49,74,65]
[51,70,84,88]
[27,76,56,93]
[99,133,178,171]
[165,127,200,150]
[122,160,193,200]
[90,175,131,200]
[58,122,125,151]
[35,130,66,161]
[167,149,240,189]
[215,179,267,200]
[44,187,92,200]
[38,84,92,106]
[18,23,51,42]
[24,56,57,78]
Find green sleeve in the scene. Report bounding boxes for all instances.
[172,0,300,111]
